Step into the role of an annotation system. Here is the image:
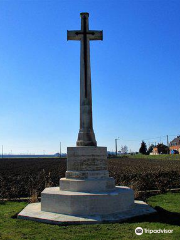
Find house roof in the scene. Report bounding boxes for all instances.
[170,136,180,144]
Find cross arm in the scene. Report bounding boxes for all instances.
[67,30,82,41]
[88,31,103,41]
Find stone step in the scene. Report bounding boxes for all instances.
[60,177,115,192]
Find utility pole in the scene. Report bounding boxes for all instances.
[167,135,169,146]
[2,145,3,159]
[167,135,169,154]
[60,142,61,158]
[115,138,119,156]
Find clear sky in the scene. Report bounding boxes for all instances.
[0,0,180,154]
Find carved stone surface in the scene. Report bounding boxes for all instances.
[67,147,107,171]
[65,170,109,179]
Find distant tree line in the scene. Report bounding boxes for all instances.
[139,141,169,155]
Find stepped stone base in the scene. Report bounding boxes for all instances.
[17,146,156,225]
[18,200,156,225]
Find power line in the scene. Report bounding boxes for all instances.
[119,134,179,142]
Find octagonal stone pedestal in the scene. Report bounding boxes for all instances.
[41,186,134,215]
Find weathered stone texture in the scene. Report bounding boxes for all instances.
[67,147,107,171]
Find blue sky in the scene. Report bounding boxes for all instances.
[0,0,180,154]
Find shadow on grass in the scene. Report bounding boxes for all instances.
[126,206,180,226]
[11,212,19,219]
[11,206,180,227]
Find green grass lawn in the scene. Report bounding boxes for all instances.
[0,193,180,240]
[128,154,180,160]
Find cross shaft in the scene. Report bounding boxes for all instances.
[67,13,103,146]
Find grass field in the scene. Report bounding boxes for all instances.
[128,154,180,160]
[0,192,180,240]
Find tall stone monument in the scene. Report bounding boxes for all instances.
[68,12,99,147]
[18,13,156,224]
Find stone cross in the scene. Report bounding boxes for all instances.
[67,12,103,146]
[18,13,154,224]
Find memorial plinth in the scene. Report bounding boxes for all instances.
[18,145,156,224]
[18,12,156,225]
[40,146,134,216]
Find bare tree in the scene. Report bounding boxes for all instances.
[121,145,128,154]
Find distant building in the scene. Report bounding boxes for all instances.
[169,136,180,154]
[151,146,159,155]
